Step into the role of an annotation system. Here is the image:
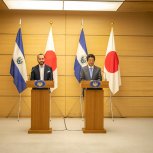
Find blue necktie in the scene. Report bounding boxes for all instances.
[89,68,93,78]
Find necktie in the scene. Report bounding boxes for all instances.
[89,68,93,78]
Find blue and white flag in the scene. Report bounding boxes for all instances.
[10,28,27,93]
[74,28,88,82]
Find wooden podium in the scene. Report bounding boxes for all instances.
[26,80,54,134]
[81,80,109,133]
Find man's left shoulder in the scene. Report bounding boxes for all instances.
[94,65,101,70]
[45,65,52,69]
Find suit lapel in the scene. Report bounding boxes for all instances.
[85,66,91,79]
[92,66,96,79]
[44,65,47,80]
[36,65,40,80]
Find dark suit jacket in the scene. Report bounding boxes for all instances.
[30,64,53,80]
[80,65,102,81]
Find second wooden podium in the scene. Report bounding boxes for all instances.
[81,80,109,133]
[26,80,54,134]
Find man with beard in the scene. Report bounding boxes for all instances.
[30,53,53,81]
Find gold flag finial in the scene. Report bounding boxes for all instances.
[19,18,22,28]
[49,20,53,25]
[111,22,114,29]
[81,19,84,28]
[111,22,114,25]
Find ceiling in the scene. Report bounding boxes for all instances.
[0,0,153,12]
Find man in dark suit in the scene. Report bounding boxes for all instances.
[80,54,102,81]
[30,53,53,81]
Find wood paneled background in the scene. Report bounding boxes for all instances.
[0,10,153,117]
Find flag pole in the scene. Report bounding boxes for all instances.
[17,19,22,122]
[109,91,114,122]
[80,18,84,119]
[110,22,114,33]
[48,20,53,122]
[81,18,84,29]
[109,21,115,122]
[17,94,22,121]
[19,18,21,28]
[80,88,84,119]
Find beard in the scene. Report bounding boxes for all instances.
[39,61,44,65]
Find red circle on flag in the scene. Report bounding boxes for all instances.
[105,51,119,73]
[45,51,57,71]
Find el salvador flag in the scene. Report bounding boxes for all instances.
[74,28,88,82]
[10,28,27,93]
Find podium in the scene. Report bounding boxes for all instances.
[80,80,109,133]
[26,80,54,134]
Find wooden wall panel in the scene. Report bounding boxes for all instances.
[0,76,66,97]
[0,35,15,54]
[0,55,66,76]
[1,35,152,57]
[105,77,153,97]
[1,96,152,117]
[23,35,66,55]
[0,10,153,117]
[0,76,19,96]
[65,76,153,97]
[66,12,153,35]
[2,76,153,98]
[120,57,153,76]
[110,97,153,117]
[0,10,66,34]
[120,77,153,96]
[0,97,31,117]
[66,35,153,56]
[66,35,108,56]
[65,97,153,117]
[65,76,81,97]
[116,36,153,56]
[65,55,153,77]
[0,97,66,117]
[51,97,65,117]
[66,97,82,117]
[0,34,65,55]
[51,76,66,97]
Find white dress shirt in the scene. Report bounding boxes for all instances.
[88,65,94,78]
[39,65,45,80]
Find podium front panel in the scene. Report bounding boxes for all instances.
[28,89,51,133]
[83,89,106,133]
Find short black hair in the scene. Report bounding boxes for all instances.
[37,53,44,56]
[87,54,95,61]
[37,53,44,58]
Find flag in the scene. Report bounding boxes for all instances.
[44,26,57,92]
[10,28,27,93]
[104,27,121,94]
[74,28,88,82]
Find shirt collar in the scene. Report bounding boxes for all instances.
[88,65,94,69]
[39,64,45,69]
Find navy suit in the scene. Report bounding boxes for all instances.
[30,64,53,80]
